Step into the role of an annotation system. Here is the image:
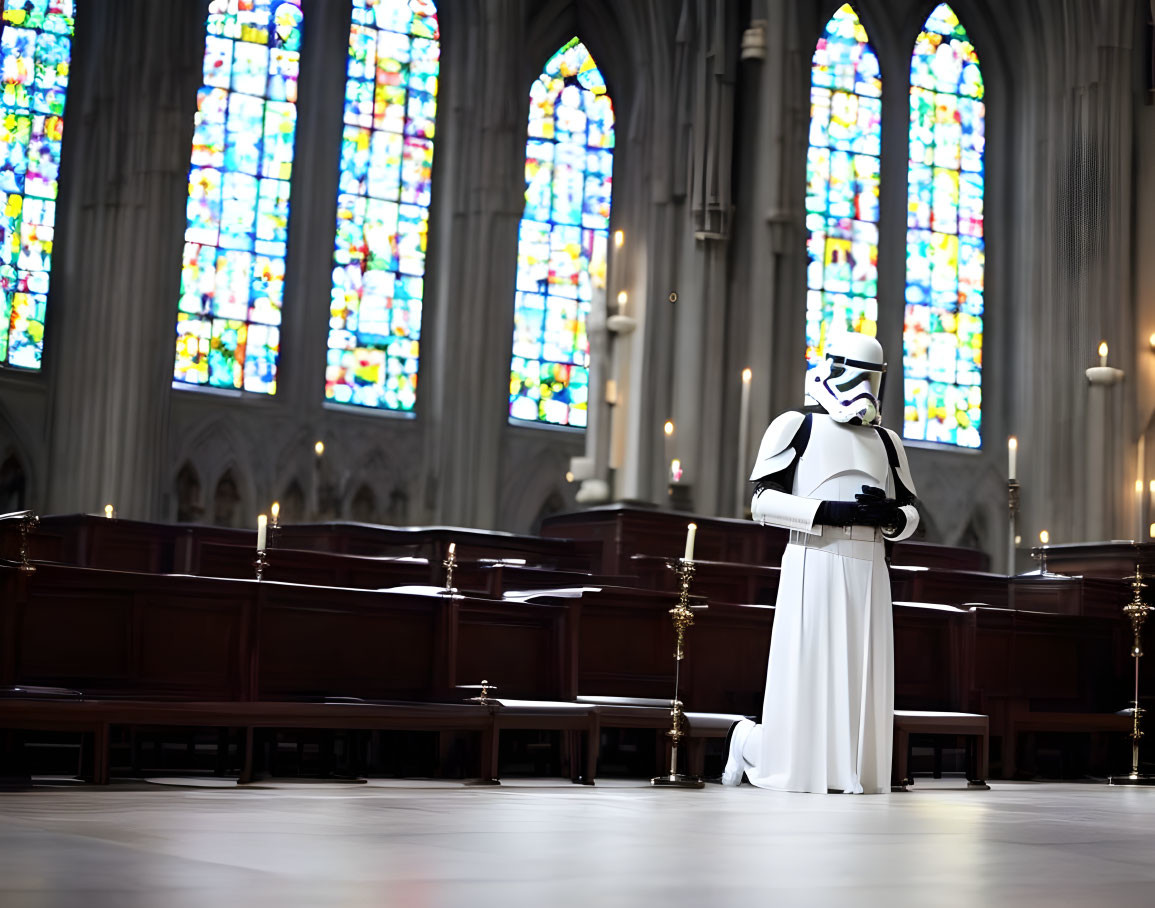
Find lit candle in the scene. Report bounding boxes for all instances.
[448,542,456,557]
[670,459,684,482]
[1007,436,1017,480]
[737,368,753,518]
[257,514,267,552]
[614,230,624,248]
[1099,341,1108,367]
[104,504,114,519]
[314,440,325,457]
[683,522,697,562]
[617,290,628,309]
[1039,529,1050,545]
[270,501,280,524]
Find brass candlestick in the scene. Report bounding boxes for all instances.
[458,680,497,705]
[442,543,457,594]
[1007,479,1020,575]
[1110,566,1155,785]
[652,558,706,789]
[17,511,38,574]
[254,549,268,582]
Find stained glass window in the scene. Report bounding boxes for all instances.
[326,0,438,411]
[903,3,983,448]
[804,4,881,367]
[509,37,613,427]
[0,0,73,370]
[174,0,303,394]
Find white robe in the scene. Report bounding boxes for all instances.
[742,415,909,794]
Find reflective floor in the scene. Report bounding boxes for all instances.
[2,778,1154,907]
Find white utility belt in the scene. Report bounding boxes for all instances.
[789,524,882,561]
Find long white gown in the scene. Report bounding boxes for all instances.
[740,416,904,795]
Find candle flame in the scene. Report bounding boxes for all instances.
[1150,523,1155,539]
[271,501,280,521]
[741,367,752,383]
[664,420,675,436]
[1099,341,1108,358]
[613,230,624,248]
[1149,332,1155,349]
[617,290,628,307]
[565,471,574,483]
[1150,480,1155,495]
[1138,480,1145,493]
[1039,530,1050,545]
[1008,436,1017,451]
[314,440,325,457]
[670,458,684,482]
[104,504,114,519]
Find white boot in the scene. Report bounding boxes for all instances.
[722,719,755,787]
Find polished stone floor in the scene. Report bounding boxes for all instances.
[2,778,1155,907]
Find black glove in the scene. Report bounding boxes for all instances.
[816,486,904,530]
[854,485,903,531]
[815,499,858,526]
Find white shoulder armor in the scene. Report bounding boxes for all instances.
[749,411,807,481]
[880,427,917,497]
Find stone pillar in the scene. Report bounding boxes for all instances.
[45,0,204,518]
[422,0,525,528]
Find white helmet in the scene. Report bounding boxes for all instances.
[807,332,886,426]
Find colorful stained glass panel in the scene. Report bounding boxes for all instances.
[174,0,303,395]
[0,0,74,370]
[509,37,612,427]
[326,0,438,411]
[805,4,881,366]
[903,3,984,448]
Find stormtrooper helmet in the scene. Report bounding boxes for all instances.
[807,332,886,425]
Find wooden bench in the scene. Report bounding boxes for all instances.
[892,710,989,790]
[1005,708,1132,779]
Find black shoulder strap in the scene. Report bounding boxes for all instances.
[791,411,814,458]
[874,425,900,471]
[874,426,915,504]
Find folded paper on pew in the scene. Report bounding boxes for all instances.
[380,585,456,596]
[502,587,602,602]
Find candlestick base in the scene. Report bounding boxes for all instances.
[1108,773,1155,786]
[1086,365,1124,386]
[650,773,705,788]
[254,551,268,582]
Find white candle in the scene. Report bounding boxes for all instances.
[257,514,267,552]
[1098,341,1108,367]
[684,523,697,562]
[1007,436,1017,480]
[448,542,456,557]
[737,369,752,517]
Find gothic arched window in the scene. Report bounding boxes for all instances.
[174,0,303,394]
[509,37,613,427]
[902,3,984,448]
[0,0,74,370]
[327,0,439,411]
[804,3,881,366]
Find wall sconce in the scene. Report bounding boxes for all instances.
[1086,341,1123,386]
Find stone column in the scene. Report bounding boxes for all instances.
[44,0,204,518]
[422,0,526,528]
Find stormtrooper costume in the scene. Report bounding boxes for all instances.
[724,333,919,794]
